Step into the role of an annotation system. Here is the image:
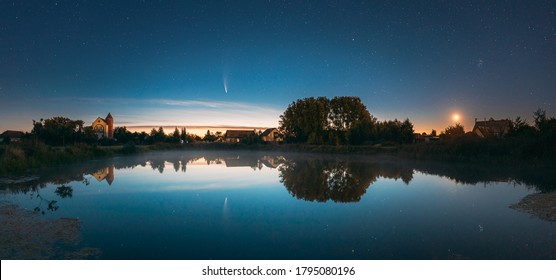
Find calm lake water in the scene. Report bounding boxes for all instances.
[1,150,555,259]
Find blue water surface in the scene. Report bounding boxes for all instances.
[1,151,554,259]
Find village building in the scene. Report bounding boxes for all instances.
[224,130,256,143]
[260,128,283,143]
[472,118,511,138]
[0,130,24,143]
[92,113,114,139]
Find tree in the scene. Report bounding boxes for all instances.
[280,97,330,144]
[157,127,165,140]
[215,131,223,142]
[279,96,377,145]
[533,109,547,130]
[329,96,376,145]
[376,119,402,143]
[507,116,535,138]
[31,117,85,146]
[204,130,217,142]
[532,109,556,156]
[172,127,181,143]
[114,126,133,143]
[443,123,465,140]
[400,118,415,144]
[180,127,187,142]
[148,127,166,144]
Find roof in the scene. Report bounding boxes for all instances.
[225,130,255,138]
[473,119,511,137]
[1,130,24,138]
[93,116,107,123]
[93,113,112,124]
[261,128,277,136]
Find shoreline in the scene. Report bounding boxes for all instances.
[1,141,555,177]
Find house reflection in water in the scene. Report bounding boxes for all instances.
[224,156,260,169]
[224,155,286,170]
[259,156,286,169]
[91,165,115,185]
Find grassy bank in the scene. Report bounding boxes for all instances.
[0,141,152,176]
[1,140,554,177]
[1,142,111,175]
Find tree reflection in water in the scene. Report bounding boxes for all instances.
[279,158,414,202]
[2,150,555,205]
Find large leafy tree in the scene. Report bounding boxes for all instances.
[279,97,330,144]
[32,117,86,146]
[329,96,376,145]
[279,96,378,144]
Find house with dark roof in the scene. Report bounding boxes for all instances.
[0,130,24,143]
[224,130,256,143]
[472,118,511,138]
[260,128,283,143]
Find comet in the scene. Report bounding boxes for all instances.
[223,74,228,93]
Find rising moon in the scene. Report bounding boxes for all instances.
[452,113,460,122]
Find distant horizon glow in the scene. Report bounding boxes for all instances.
[0,95,541,135]
[0,97,282,134]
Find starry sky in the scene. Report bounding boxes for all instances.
[1,0,555,134]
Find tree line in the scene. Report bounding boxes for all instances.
[408,109,556,162]
[279,96,415,145]
[9,117,262,147]
[5,99,555,162]
[23,117,201,146]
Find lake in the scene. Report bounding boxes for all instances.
[1,150,555,259]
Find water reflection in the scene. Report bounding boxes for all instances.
[412,160,556,192]
[91,166,114,185]
[279,157,413,202]
[0,151,555,207]
[1,151,555,259]
[54,185,73,198]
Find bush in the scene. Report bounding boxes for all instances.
[121,141,137,154]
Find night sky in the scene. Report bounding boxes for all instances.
[1,0,555,134]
